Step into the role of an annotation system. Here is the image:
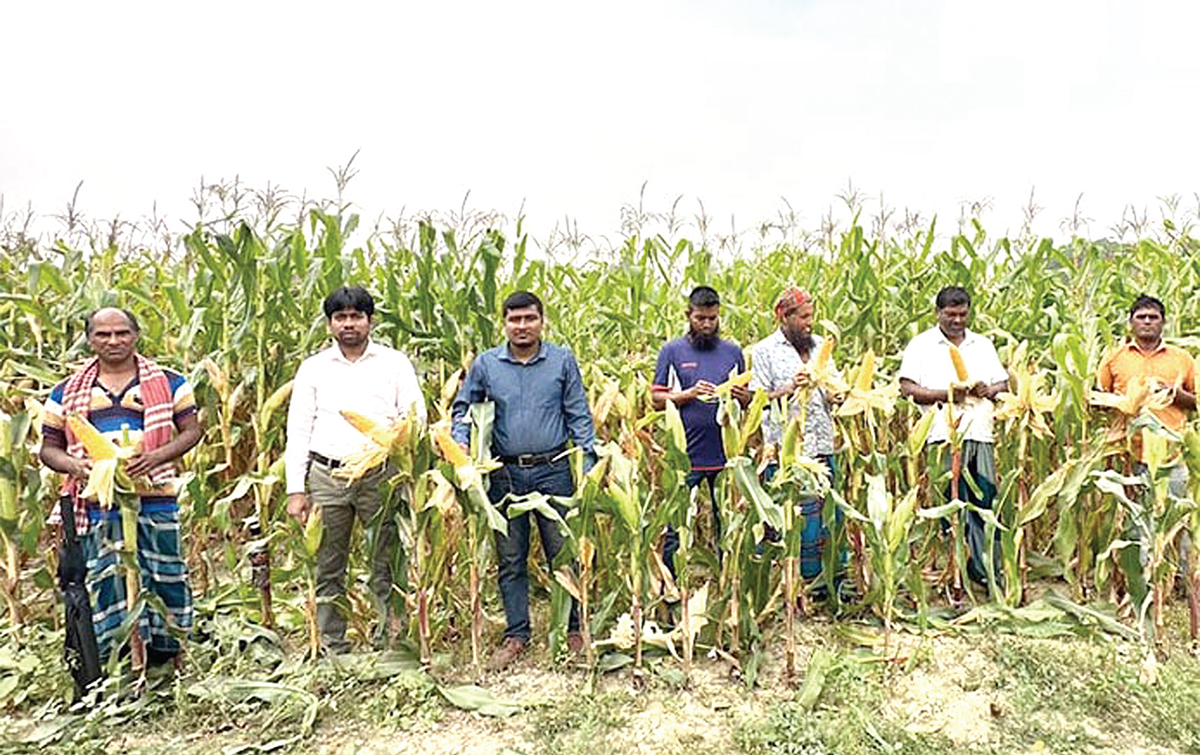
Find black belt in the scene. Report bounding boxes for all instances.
[498,446,567,468]
[309,451,343,469]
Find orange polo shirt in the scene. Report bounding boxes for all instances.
[1097,340,1196,432]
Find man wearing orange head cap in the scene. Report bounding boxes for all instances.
[750,287,841,583]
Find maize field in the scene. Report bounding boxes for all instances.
[4,183,1200,751]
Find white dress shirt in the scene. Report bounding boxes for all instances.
[285,340,426,494]
[897,326,1007,444]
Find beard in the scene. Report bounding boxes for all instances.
[784,329,815,357]
[688,327,720,351]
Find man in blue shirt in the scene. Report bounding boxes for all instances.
[651,286,748,576]
[451,291,596,670]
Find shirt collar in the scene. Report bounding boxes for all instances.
[1124,339,1167,356]
[770,328,821,352]
[933,328,980,347]
[328,339,379,365]
[499,341,547,364]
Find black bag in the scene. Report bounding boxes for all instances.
[58,494,102,700]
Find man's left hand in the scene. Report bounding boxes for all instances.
[125,448,164,478]
[731,383,751,403]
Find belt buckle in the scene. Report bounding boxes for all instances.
[516,454,538,468]
[312,452,342,469]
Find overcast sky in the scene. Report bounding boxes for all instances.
[3,0,1198,248]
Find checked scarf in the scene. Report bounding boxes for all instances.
[53,355,176,535]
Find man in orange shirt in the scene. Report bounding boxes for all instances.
[1097,294,1196,451]
[1097,294,1196,597]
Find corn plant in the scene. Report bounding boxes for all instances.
[1095,427,1195,642]
[9,182,1200,686]
[763,412,832,679]
[836,473,918,651]
[0,408,42,631]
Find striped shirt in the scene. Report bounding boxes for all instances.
[43,369,197,511]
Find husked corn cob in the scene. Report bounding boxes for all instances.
[717,371,754,391]
[813,335,835,371]
[67,414,118,460]
[948,344,969,382]
[855,350,876,391]
[434,423,471,468]
[699,370,756,403]
[340,410,396,447]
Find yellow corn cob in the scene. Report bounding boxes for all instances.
[433,423,471,468]
[67,414,118,460]
[699,370,755,403]
[855,350,876,391]
[717,371,754,391]
[340,410,396,447]
[813,334,835,371]
[948,344,969,382]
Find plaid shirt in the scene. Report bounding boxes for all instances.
[749,330,837,456]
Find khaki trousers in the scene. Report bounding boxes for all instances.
[308,461,399,654]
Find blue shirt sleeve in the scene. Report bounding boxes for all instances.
[652,343,674,390]
[451,357,488,447]
[561,349,596,456]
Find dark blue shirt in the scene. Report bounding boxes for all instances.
[451,341,596,458]
[652,337,745,470]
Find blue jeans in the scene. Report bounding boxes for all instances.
[489,457,580,642]
[662,469,723,579]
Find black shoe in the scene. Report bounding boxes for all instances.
[146,646,179,668]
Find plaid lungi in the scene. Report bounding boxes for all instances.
[79,507,193,662]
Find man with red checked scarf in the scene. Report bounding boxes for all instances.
[40,307,202,671]
[750,287,843,586]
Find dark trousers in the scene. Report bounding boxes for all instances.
[940,440,1002,587]
[663,469,722,579]
[488,456,581,642]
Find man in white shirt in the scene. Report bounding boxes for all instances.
[898,286,1009,587]
[285,286,426,654]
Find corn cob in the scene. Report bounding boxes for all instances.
[948,344,969,382]
[259,379,294,426]
[813,334,835,371]
[340,410,396,447]
[717,371,754,391]
[699,370,756,403]
[67,414,118,460]
[855,350,876,391]
[434,423,471,468]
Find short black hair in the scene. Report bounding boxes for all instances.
[935,286,971,310]
[85,308,140,336]
[503,290,543,317]
[323,286,375,319]
[688,286,721,310]
[1129,294,1165,319]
